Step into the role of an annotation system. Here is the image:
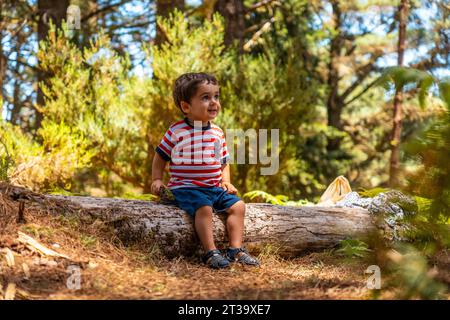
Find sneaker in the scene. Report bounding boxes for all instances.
[225,247,260,266]
[202,249,230,269]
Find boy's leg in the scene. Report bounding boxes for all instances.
[195,205,230,269]
[195,205,217,252]
[224,200,259,266]
[170,188,229,268]
[225,200,245,248]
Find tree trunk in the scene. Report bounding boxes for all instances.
[389,0,408,188]
[155,0,185,46]
[0,39,5,107]
[0,4,6,104]
[35,0,70,132]
[1,183,375,257]
[214,0,246,52]
[77,0,99,49]
[47,196,376,257]
[326,0,344,152]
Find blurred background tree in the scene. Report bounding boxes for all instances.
[0,0,448,201]
[404,78,450,249]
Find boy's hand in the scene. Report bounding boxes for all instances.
[159,185,175,203]
[221,182,237,194]
[151,179,165,195]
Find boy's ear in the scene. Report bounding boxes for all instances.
[180,101,190,114]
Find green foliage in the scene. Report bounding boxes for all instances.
[283,199,313,206]
[414,196,433,215]
[439,80,450,107]
[4,5,446,205]
[38,25,145,193]
[0,119,92,191]
[0,121,38,183]
[378,67,435,108]
[352,79,450,306]
[32,10,328,199]
[404,220,450,249]
[358,187,390,198]
[35,14,233,195]
[295,123,354,196]
[387,244,447,299]
[212,1,326,198]
[243,190,313,206]
[404,79,450,224]
[20,224,54,240]
[365,71,449,300]
[117,192,158,201]
[0,138,14,182]
[80,234,98,248]
[47,188,88,196]
[375,68,450,248]
[243,190,286,205]
[335,239,372,258]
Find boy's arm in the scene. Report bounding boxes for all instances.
[151,153,167,195]
[221,163,237,194]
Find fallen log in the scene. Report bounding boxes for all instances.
[50,195,376,257]
[1,183,376,257]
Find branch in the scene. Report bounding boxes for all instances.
[410,45,450,71]
[108,19,155,32]
[8,56,39,72]
[81,0,132,23]
[340,66,375,102]
[343,77,380,106]
[246,0,279,12]
[340,54,383,102]
[244,18,275,34]
[0,19,28,45]
[243,17,275,52]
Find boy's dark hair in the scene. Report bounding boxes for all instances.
[173,72,218,112]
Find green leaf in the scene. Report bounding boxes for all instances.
[336,239,371,258]
[418,75,434,109]
[438,80,450,109]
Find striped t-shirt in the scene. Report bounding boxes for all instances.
[155,118,229,189]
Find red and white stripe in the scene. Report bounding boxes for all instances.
[156,120,229,189]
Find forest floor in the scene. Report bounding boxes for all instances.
[1,193,449,300]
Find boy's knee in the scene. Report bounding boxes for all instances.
[195,205,213,216]
[228,200,246,215]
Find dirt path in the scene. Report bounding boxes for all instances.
[0,211,381,300]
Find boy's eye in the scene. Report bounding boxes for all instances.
[214,95,219,100]
[202,96,209,101]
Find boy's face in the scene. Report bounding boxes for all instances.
[180,82,220,123]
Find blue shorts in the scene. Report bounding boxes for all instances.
[171,187,241,217]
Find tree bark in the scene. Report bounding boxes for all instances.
[35,0,70,132]
[0,182,375,257]
[326,0,344,152]
[325,1,388,154]
[0,37,5,107]
[214,0,246,52]
[389,0,408,188]
[48,196,375,257]
[77,0,99,49]
[0,3,6,104]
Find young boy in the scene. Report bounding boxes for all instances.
[151,72,259,269]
